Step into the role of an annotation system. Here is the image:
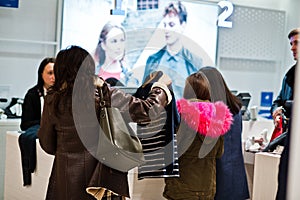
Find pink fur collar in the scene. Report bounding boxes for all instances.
[177,99,233,138]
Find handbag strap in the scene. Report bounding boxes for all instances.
[99,87,106,108]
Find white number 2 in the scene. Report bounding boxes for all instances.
[218,1,234,28]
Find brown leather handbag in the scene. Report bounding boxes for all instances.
[96,87,145,172]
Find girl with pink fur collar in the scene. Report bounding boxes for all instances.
[163,71,233,200]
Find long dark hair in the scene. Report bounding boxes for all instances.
[51,45,95,114]
[183,71,211,101]
[36,57,55,95]
[94,22,126,66]
[199,66,242,115]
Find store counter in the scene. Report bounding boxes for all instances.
[242,117,274,143]
[242,117,274,164]
[4,131,54,200]
[242,117,277,200]
[0,119,20,199]
[252,152,280,200]
[4,131,165,200]
[3,117,278,200]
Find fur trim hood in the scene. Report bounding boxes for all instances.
[177,99,233,138]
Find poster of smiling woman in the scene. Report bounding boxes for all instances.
[61,0,219,89]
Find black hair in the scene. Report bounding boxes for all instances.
[51,45,96,115]
[199,66,242,115]
[288,28,300,39]
[37,57,55,95]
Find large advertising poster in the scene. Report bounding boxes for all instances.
[61,0,218,97]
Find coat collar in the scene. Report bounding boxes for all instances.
[177,98,233,138]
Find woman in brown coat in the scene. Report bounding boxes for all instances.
[37,45,172,200]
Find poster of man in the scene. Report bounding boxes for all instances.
[61,0,218,94]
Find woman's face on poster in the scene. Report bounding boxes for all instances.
[162,14,186,46]
[102,27,125,61]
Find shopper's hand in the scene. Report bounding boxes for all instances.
[94,76,104,87]
[142,71,172,88]
[151,82,172,105]
[272,107,282,125]
[157,72,172,87]
[274,115,281,127]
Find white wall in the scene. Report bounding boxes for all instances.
[208,0,284,10]
[217,4,286,107]
[0,0,60,107]
[205,0,299,107]
[207,0,299,64]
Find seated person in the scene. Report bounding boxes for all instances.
[19,57,55,186]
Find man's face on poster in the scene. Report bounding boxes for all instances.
[163,13,186,46]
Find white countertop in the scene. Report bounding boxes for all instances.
[242,117,274,141]
[0,118,21,126]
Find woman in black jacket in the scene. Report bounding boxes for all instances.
[19,57,55,186]
[21,57,56,130]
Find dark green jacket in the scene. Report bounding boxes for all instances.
[163,99,233,199]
